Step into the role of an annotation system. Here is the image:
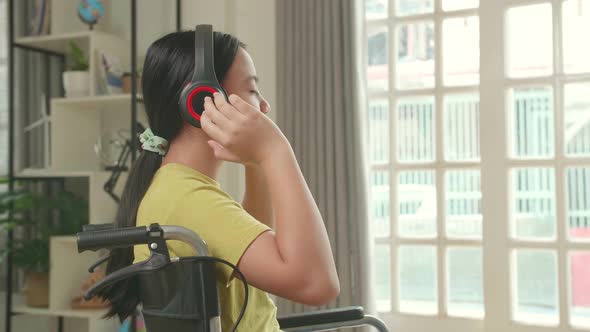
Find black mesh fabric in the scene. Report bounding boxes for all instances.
[138,258,220,332]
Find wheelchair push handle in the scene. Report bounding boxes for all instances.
[77,226,151,252]
[77,224,209,256]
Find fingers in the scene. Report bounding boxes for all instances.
[200,110,226,143]
[212,92,240,117]
[203,97,231,129]
[212,93,243,120]
[227,94,258,116]
[207,140,240,162]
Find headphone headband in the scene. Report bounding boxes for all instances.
[179,24,227,128]
[193,25,218,83]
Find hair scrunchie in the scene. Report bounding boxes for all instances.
[139,128,169,156]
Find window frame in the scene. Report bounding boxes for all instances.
[364,0,590,331]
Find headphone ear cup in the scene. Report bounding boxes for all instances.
[178,83,227,129]
[179,83,201,128]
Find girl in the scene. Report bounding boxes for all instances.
[99,30,340,331]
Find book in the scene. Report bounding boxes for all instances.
[27,0,51,36]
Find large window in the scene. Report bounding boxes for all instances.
[364,0,590,331]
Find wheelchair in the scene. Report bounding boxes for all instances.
[76,223,389,332]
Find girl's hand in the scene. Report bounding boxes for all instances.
[201,93,290,165]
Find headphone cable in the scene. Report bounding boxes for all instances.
[180,256,248,332]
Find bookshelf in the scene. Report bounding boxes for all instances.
[4,0,174,331]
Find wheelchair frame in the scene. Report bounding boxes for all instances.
[76,223,389,332]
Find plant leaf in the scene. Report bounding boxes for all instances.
[69,42,89,71]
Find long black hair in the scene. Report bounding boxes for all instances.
[97,30,245,322]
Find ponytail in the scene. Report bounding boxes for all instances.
[98,150,162,321]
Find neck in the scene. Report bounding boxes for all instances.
[161,123,221,180]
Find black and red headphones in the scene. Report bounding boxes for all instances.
[179,25,227,128]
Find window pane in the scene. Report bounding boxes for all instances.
[397,97,435,162]
[370,170,390,237]
[564,83,590,157]
[570,251,590,328]
[563,0,590,74]
[398,170,437,238]
[375,244,392,312]
[509,87,555,159]
[444,94,480,161]
[396,0,433,16]
[442,0,479,11]
[396,22,435,90]
[368,27,389,92]
[567,167,590,241]
[447,247,484,318]
[445,170,482,239]
[368,99,389,163]
[366,0,388,20]
[443,16,479,86]
[511,168,556,240]
[506,4,553,78]
[513,250,559,325]
[399,246,437,314]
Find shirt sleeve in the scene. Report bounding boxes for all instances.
[173,184,271,280]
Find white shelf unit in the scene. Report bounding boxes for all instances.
[51,94,144,108]
[11,238,119,332]
[12,24,142,332]
[12,304,107,319]
[14,30,96,54]
[50,94,147,173]
[14,30,131,97]
[15,169,126,225]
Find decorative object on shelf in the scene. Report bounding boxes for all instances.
[22,271,50,307]
[94,128,131,170]
[97,49,124,95]
[77,0,104,30]
[121,72,142,94]
[63,42,90,98]
[27,0,51,36]
[0,185,89,307]
[22,93,51,169]
[71,270,109,309]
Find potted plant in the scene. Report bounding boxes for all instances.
[121,70,142,94]
[0,181,88,307]
[63,41,90,98]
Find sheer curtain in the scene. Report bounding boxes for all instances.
[0,0,8,295]
[275,0,376,328]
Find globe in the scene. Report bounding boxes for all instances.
[77,0,104,29]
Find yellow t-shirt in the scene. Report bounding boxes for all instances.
[133,162,281,331]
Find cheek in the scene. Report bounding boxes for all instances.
[237,92,261,109]
[222,86,260,109]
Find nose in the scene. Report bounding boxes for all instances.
[260,97,271,114]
